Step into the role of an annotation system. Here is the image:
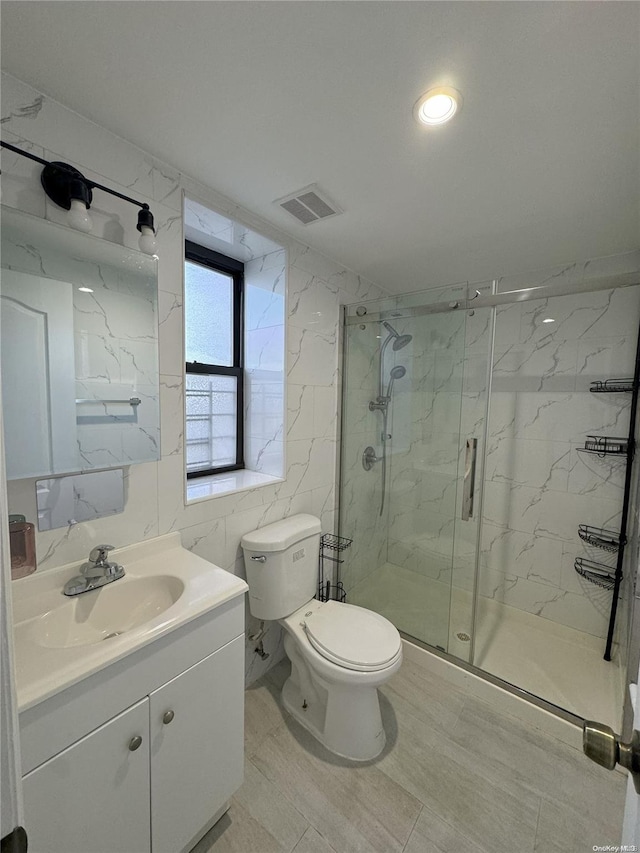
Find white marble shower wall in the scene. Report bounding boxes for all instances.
[482,282,640,639]
[1,72,387,685]
[386,309,467,584]
[338,321,390,592]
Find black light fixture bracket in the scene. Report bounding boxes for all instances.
[1,139,155,232]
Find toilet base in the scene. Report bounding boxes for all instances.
[282,635,388,761]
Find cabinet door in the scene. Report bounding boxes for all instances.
[23,699,150,853]
[150,636,244,853]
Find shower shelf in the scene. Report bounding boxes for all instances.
[590,378,635,393]
[574,557,617,590]
[578,435,629,457]
[578,524,621,552]
[317,533,352,603]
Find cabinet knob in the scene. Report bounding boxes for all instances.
[128,735,143,751]
[163,710,175,725]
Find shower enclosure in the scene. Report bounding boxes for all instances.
[339,255,640,730]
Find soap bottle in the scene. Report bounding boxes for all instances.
[9,514,37,579]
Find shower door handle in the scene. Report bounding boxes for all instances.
[583,721,640,793]
[462,438,478,521]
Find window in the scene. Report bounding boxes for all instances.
[184,241,244,477]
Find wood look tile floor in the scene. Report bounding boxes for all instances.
[192,655,626,853]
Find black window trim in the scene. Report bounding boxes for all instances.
[185,240,245,478]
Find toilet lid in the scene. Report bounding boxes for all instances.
[302,601,401,671]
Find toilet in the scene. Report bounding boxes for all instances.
[241,513,402,761]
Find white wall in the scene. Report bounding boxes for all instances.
[1,72,387,684]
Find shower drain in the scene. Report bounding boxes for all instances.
[456,632,471,643]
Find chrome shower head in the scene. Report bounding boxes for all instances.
[385,364,407,398]
[393,334,412,351]
[382,321,412,350]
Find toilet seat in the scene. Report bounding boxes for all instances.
[302,601,401,672]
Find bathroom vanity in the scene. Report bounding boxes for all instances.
[11,534,248,853]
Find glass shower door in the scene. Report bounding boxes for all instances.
[340,299,488,654]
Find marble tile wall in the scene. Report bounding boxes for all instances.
[339,320,390,593]
[244,252,286,477]
[1,72,387,685]
[482,283,640,639]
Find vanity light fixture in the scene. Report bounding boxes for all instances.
[0,140,158,254]
[413,86,462,126]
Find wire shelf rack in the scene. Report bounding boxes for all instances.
[589,378,635,394]
[574,557,617,590]
[578,435,629,457]
[320,533,353,552]
[318,533,352,603]
[317,581,347,603]
[578,524,621,552]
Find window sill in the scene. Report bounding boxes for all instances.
[186,469,284,504]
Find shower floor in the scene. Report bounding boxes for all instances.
[349,562,622,729]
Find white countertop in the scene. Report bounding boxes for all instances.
[11,533,248,711]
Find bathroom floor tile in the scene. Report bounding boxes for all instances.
[190,801,292,853]
[376,697,540,853]
[234,758,310,850]
[251,715,422,852]
[379,656,466,736]
[244,677,291,758]
[534,795,625,853]
[403,805,489,853]
[449,693,626,817]
[291,826,339,853]
[191,758,309,853]
[226,653,625,853]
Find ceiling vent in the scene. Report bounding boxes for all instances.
[275,184,342,225]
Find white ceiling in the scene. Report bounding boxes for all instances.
[2,1,639,294]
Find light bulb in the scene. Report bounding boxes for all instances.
[414,87,462,126]
[67,198,92,232]
[138,225,157,255]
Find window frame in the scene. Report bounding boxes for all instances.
[184,240,245,479]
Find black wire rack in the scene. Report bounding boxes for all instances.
[578,524,621,552]
[578,435,628,457]
[317,533,352,603]
[590,378,635,393]
[574,557,617,590]
[320,533,353,553]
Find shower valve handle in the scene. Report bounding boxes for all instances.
[362,446,381,471]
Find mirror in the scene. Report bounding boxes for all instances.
[1,206,160,480]
[36,469,125,531]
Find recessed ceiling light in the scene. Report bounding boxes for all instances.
[542,318,555,324]
[78,286,93,293]
[414,87,462,126]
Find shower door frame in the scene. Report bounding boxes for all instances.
[338,268,640,729]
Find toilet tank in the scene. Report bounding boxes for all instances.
[241,514,321,620]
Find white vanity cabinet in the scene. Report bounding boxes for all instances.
[150,638,244,853]
[23,699,151,853]
[18,578,247,853]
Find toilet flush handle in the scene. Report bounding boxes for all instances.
[251,555,267,563]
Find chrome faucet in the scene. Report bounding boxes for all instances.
[63,544,125,596]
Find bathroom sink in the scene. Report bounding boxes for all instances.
[29,576,185,648]
[11,532,248,711]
